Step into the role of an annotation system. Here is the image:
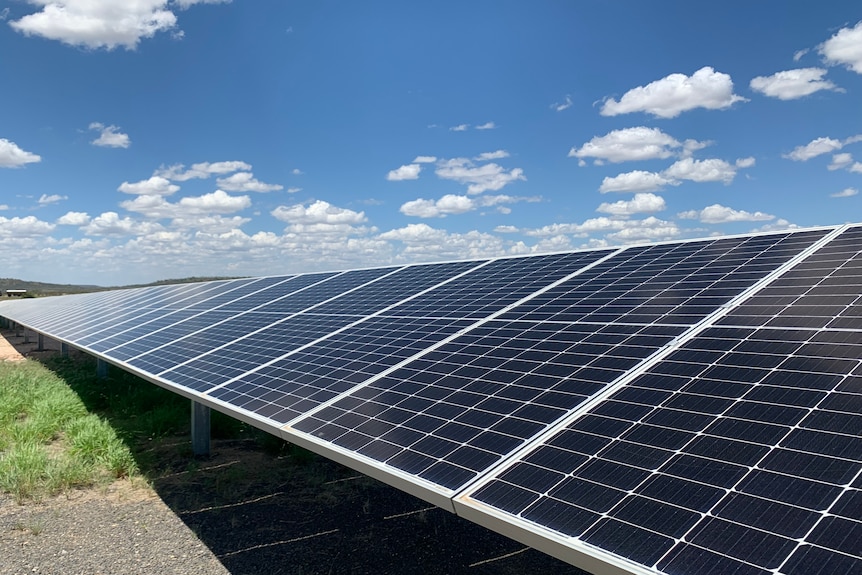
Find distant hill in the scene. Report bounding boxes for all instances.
[0,276,244,297]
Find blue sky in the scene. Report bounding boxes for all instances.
[1,1,861,286]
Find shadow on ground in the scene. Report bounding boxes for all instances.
[6,329,586,575]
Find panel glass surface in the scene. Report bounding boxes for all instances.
[380,250,614,319]
[499,230,827,325]
[293,321,684,490]
[469,325,862,574]
[208,316,476,419]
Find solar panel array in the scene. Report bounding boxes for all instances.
[2,224,861,575]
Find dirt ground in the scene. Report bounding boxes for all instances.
[0,327,587,575]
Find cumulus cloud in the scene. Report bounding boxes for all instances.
[291,168,304,175]
[286,187,302,194]
[599,170,673,193]
[663,157,737,183]
[155,161,252,181]
[89,122,130,148]
[9,0,230,50]
[271,200,367,226]
[569,127,696,164]
[749,68,841,100]
[413,156,437,164]
[601,157,743,193]
[828,153,854,171]
[596,193,666,216]
[0,138,41,167]
[523,216,680,241]
[82,212,163,236]
[818,21,862,74]
[449,124,469,132]
[121,190,250,218]
[735,157,756,168]
[379,224,513,261]
[57,211,91,226]
[216,172,283,192]
[600,66,747,118]
[386,164,422,181]
[0,215,55,237]
[399,193,538,218]
[831,187,859,198]
[475,150,509,161]
[783,135,861,161]
[551,95,573,111]
[38,194,67,205]
[678,204,774,224]
[435,157,526,195]
[118,176,180,196]
[475,122,496,130]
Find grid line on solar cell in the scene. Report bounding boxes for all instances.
[379,249,616,319]
[152,261,492,389]
[102,272,339,361]
[497,229,828,325]
[206,316,477,421]
[115,267,397,372]
[290,321,685,491]
[467,324,862,574]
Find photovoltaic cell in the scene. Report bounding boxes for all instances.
[292,322,684,490]
[467,324,862,574]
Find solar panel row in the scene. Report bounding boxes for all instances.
[2,224,860,575]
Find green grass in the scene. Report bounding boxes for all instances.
[0,353,288,502]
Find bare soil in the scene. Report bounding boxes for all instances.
[0,328,586,575]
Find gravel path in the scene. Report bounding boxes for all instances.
[0,483,229,575]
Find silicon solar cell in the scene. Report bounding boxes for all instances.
[3,224,862,575]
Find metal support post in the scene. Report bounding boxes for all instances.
[96,358,109,379]
[191,400,211,457]
[61,342,69,357]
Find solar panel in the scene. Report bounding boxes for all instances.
[2,224,860,575]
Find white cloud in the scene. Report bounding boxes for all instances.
[794,48,810,62]
[449,124,469,132]
[38,194,67,205]
[831,187,859,198]
[783,137,844,161]
[118,176,180,196]
[8,0,229,50]
[828,153,854,171]
[0,8,8,20]
[286,187,302,194]
[569,127,690,163]
[121,190,250,218]
[476,122,496,130]
[156,161,252,181]
[495,225,519,233]
[435,157,526,195]
[599,170,673,193]
[413,156,437,164]
[818,21,862,74]
[663,157,737,184]
[379,224,513,261]
[749,68,840,100]
[9,1,178,50]
[0,215,55,237]
[475,150,509,161]
[600,66,747,118]
[551,95,573,111]
[291,168,304,175]
[735,157,756,168]
[57,211,91,226]
[596,193,666,216]
[82,212,163,237]
[216,172,283,192]
[386,164,422,181]
[606,217,681,242]
[851,163,862,173]
[89,122,130,148]
[678,204,774,224]
[399,193,538,218]
[271,200,367,226]
[0,138,41,167]
[0,205,8,211]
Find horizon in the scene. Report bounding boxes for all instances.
[1,2,861,285]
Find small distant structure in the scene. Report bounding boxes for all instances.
[4,289,27,297]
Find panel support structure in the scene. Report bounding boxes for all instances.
[61,342,69,357]
[191,400,211,457]
[96,358,109,379]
